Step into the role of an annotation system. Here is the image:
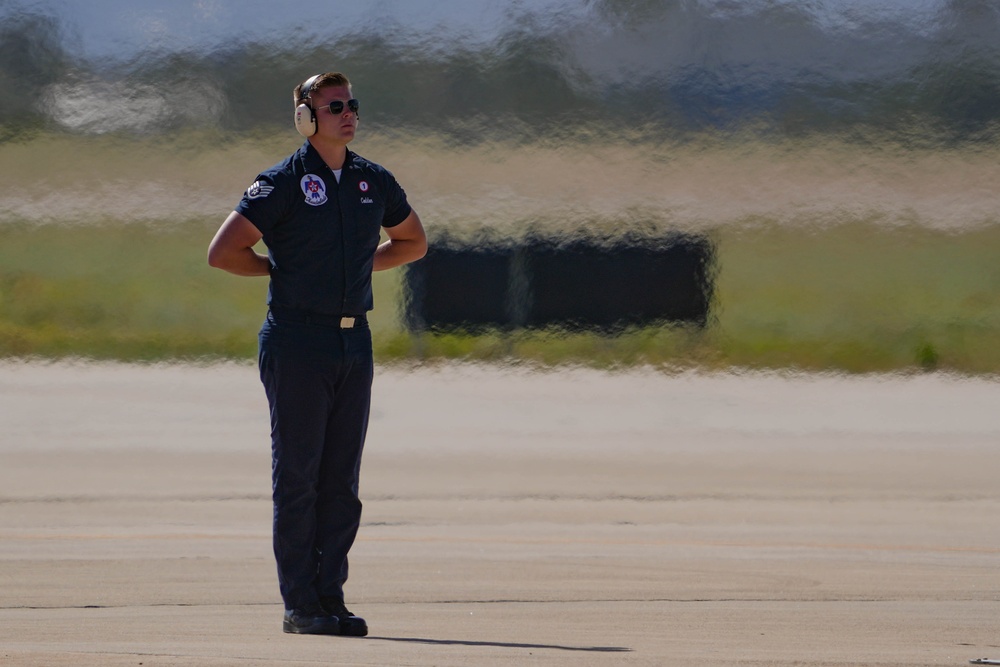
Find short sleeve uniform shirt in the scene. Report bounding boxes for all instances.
[235,141,412,315]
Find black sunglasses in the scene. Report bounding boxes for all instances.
[315,99,360,115]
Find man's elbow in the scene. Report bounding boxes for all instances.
[207,243,225,270]
[413,236,428,261]
[207,241,238,271]
[402,210,427,262]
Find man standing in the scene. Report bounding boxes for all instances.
[208,72,426,636]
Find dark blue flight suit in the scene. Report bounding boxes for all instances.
[235,141,411,612]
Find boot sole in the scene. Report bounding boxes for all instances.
[283,619,341,635]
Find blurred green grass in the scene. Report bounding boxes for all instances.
[713,221,1000,374]
[1,219,998,374]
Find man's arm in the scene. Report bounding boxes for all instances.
[373,209,427,272]
[208,211,270,276]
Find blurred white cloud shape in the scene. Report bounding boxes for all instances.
[40,77,226,134]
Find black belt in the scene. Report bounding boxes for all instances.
[268,308,367,328]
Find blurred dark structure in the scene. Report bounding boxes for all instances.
[402,233,714,332]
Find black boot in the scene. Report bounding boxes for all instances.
[321,597,368,637]
[283,606,341,635]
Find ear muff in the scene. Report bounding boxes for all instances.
[294,74,322,137]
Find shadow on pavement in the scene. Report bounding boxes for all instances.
[367,636,632,652]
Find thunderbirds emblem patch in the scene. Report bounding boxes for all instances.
[300,174,328,206]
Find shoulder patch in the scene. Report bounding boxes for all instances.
[246,180,274,200]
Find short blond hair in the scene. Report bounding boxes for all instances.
[293,72,352,107]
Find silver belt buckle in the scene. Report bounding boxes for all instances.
[340,316,356,328]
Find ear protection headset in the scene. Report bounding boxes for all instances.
[293,74,322,137]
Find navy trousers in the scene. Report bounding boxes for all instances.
[258,311,373,611]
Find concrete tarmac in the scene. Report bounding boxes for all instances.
[1,361,997,666]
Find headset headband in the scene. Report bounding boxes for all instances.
[299,74,322,106]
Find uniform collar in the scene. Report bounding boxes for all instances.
[299,141,357,174]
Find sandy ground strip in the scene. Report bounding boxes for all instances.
[0,361,998,666]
